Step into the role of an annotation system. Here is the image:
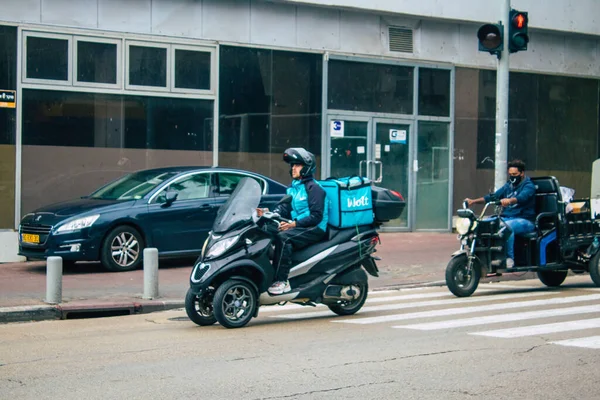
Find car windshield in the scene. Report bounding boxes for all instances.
[213,177,261,233]
[89,170,178,200]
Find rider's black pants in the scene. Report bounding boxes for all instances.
[273,226,326,282]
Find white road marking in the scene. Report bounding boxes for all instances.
[273,292,556,320]
[471,317,600,338]
[335,294,600,325]
[393,304,600,330]
[551,336,600,349]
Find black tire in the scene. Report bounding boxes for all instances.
[328,281,369,316]
[185,288,217,326]
[100,225,145,272]
[446,254,481,297]
[213,279,257,329]
[590,252,600,287]
[537,270,568,287]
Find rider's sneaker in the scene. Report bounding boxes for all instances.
[506,258,515,269]
[268,280,291,295]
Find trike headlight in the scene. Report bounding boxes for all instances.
[456,217,473,235]
[205,235,239,259]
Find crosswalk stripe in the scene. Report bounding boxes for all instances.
[550,336,600,349]
[273,291,555,320]
[393,305,600,330]
[259,289,458,314]
[335,294,600,325]
[471,317,600,338]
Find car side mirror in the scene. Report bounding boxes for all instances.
[278,195,292,205]
[165,190,178,205]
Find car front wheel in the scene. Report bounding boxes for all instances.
[101,226,145,272]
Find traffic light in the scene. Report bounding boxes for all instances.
[477,23,503,57]
[508,9,529,53]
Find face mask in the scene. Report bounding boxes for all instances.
[509,175,522,185]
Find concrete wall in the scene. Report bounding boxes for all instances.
[2,0,599,78]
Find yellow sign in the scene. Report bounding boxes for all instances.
[0,90,16,109]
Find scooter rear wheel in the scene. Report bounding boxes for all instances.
[590,252,600,287]
[537,270,568,287]
[446,254,480,297]
[185,288,217,326]
[328,282,368,316]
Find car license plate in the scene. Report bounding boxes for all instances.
[21,233,40,244]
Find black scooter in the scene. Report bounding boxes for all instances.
[184,177,381,329]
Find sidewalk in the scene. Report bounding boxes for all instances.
[0,232,532,323]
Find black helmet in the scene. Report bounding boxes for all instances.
[283,147,316,178]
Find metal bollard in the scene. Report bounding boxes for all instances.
[143,248,159,300]
[45,256,63,304]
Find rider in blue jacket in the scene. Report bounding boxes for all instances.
[257,148,328,295]
[466,159,536,269]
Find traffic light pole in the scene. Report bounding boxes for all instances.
[494,0,510,190]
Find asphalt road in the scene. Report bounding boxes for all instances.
[2,277,600,399]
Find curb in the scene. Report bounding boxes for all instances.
[0,300,185,324]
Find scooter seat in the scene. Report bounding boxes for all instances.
[291,225,374,263]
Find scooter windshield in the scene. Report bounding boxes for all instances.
[212,177,262,233]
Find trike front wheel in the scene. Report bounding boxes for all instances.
[446,254,480,297]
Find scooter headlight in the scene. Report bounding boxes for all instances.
[205,235,240,259]
[456,217,473,235]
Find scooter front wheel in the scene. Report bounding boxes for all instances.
[446,254,480,297]
[213,279,257,329]
[185,288,217,326]
[328,281,368,316]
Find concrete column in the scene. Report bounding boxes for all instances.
[143,248,159,299]
[45,256,63,304]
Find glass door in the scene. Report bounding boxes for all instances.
[415,121,451,230]
[328,116,369,179]
[373,119,412,229]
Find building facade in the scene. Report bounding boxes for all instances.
[0,0,599,260]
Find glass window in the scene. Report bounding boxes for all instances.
[217,172,265,196]
[22,89,213,151]
[328,60,413,114]
[128,45,167,87]
[91,170,178,200]
[418,68,451,117]
[0,26,16,229]
[174,49,211,90]
[218,46,322,184]
[26,35,69,81]
[157,173,211,203]
[454,67,600,213]
[77,40,118,85]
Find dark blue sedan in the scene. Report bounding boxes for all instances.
[18,167,287,271]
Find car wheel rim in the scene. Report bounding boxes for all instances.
[110,232,140,267]
[221,285,253,322]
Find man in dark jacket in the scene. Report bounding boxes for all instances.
[466,159,536,268]
[257,148,329,295]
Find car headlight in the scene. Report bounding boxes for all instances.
[205,235,240,259]
[56,215,100,233]
[456,217,473,235]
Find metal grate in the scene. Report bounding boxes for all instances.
[388,26,413,53]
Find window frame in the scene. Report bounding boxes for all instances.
[125,40,171,92]
[73,35,122,89]
[148,171,214,204]
[171,44,216,95]
[22,31,72,86]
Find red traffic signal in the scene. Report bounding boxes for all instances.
[477,23,503,57]
[509,9,529,53]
